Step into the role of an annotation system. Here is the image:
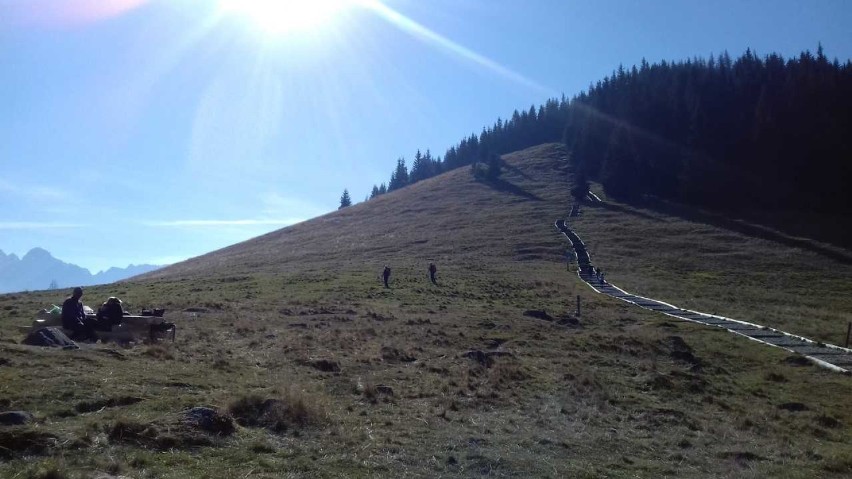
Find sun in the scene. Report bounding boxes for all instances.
[218,0,355,35]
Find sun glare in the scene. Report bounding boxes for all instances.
[218,0,353,35]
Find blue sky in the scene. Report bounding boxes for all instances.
[2,0,850,273]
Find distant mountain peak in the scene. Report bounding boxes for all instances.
[23,247,54,260]
[0,247,163,294]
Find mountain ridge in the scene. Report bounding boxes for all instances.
[0,247,162,293]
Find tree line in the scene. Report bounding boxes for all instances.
[355,46,851,215]
[361,97,573,202]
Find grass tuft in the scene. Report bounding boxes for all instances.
[229,388,328,433]
[142,343,175,360]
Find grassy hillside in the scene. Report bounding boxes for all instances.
[1,143,851,478]
[571,189,852,345]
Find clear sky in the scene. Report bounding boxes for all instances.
[2,0,851,273]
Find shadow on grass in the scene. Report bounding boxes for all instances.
[585,200,665,223]
[632,196,852,265]
[502,163,534,180]
[478,177,542,201]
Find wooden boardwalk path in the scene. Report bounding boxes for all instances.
[555,219,852,374]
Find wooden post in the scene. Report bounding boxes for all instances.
[576,295,581,317]
[846,322,851,349]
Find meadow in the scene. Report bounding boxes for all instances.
[1,144,850,478]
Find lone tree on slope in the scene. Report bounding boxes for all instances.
[339,189,352,209]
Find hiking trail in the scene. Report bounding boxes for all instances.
[555,219,852,374]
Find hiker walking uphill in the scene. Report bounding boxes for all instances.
[428,262,437,284]
[382,265,391,288]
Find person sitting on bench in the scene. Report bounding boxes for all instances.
[62,287,98,341]
[96,297,125,331]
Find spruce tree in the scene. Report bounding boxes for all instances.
[388,158,409,191]
[339,189,352,209]
[486,153,501,179]
[410,149,425,183]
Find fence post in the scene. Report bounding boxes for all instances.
[576,295,581,317]
[846,322,851,349]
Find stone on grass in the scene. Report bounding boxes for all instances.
[0,411,33,426]
[309,359,341,372]
[523,310,553,321]
[184,407,235,436]
[22,327,78,349]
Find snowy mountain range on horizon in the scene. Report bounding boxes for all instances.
[0,247,162,294]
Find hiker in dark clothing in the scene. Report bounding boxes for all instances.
[428,262,437,284]
[96,297,125,331]
[62,287,97,341]
[382,265,391,288]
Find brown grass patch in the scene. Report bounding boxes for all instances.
[0,428,56,459]
[229,388,328,433]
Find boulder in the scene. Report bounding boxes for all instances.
[0,411,33,426]
[523,310,553,321]
[22,327,78,349]
[184,407,235,436]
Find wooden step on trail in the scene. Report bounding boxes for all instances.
[555,219,852,374]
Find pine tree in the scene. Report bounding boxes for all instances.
[388,158,409,191]
[600,127,641,199]
[486,153,501,179]
[339,189,352,209]
[370,185,381,199]
[570,171,590,201]
[361,48,852,215]
[410,149,426,183]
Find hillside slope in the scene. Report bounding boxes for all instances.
[1,143,851,478]
[140,142,572,281]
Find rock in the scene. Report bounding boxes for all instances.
[816,415,842,429]
[661,336,702,368]
[778,402,808,412]
[484,338,507,349]
[647,374,674,390]
[464,350,493,367]
[556,315,581,327]
[380,346,416,363]
[782,355,812,367]
[462,350,513,367]
[184,407,235,436]
[375,385,394,396]
[22,327,78,349]
[75,396,143,414]
[309,359,340,372]
[523,310,553,321]
[0,411,33,426]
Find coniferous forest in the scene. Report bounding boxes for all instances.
[368,47,852,215]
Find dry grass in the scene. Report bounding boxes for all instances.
[229,387,328,432]
[572,186,852,344]
[0,143,850,477]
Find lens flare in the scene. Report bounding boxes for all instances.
[1,0,149,28]
[217,0,352,35]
